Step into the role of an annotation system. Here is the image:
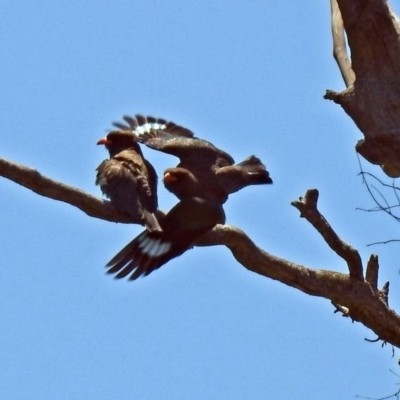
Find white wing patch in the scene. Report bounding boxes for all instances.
[138,235,172,257]
[138,235,152,249]
[134,123,166,135]
[154,241,172,257]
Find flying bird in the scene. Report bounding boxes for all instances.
[106,196,225,280]
[96,130,160,231]
[113,114,273,202]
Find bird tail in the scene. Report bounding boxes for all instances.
[235,156,273,185]
[105,231,157,280]
[105,230,175,281]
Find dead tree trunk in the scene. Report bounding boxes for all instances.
[326,0,400,177]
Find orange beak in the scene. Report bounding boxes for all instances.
[97,137,112,145]
[163,172,178,183]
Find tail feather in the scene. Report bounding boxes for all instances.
[236,156,273,184]
[216,155,273,195]
[105,230,176,280]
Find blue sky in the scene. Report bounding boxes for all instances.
[1,1,400,399]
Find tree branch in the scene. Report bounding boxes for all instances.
[291,189,364,280]
[365,254,379,290]
[0,156,141,224]
[2,155,400,347]
[326,0,400,177]
[200,224,400,347]
[329,0,355,87]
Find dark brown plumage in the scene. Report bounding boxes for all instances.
[215,155,273,194]
[103,114,273,281]
[113,114,273,202]
[163,167,227,203]
[113,114,234,168]
[106,197,225,280]
[96,130,160,231]
[163,156,272,202]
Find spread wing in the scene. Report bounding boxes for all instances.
[105,197,225,280]
[112,114,234,169]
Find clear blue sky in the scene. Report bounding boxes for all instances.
[1,1,399,399]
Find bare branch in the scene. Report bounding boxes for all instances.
[201,225,400,347]
[357,159,400,224]
[2,156,400,347]
[327,0,400,177]
[329,0,355,87]
[367,240,400,247]
[366,254,379,290]
[0,156,140,224]
[291,189,364,280]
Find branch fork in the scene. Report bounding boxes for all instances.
[1,157,400,347]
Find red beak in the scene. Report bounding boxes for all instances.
[163,172,178,183]
[97,137,112,145]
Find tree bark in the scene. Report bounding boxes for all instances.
[1,156,400,348]
[326,0,400,177]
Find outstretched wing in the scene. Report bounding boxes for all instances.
[112,114,234,168]
[113,114,193,137]
[105,197,225,280]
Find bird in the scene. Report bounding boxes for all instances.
[113,114,273,202]
[215,155,273,195]
[104,114,273,280]
[96,129,161,231]
[163,156,272,203]
[106,196,225,280]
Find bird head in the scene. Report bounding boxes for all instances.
[97,130,141,157]
[163,168,200,198]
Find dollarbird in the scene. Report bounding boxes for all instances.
[96,130,160,231]
[113,114,273,203]
[103,114,272,280]
[106,196,225,280]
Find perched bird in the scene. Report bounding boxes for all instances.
[106,196,225,280]
[163,156,272,203]
[113,114,273,202]
[96,130,161,231]
[162,166,228,203]
[104,114,273,281]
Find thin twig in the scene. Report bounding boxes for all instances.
[367,240,400,247]
[357,156,400,223]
